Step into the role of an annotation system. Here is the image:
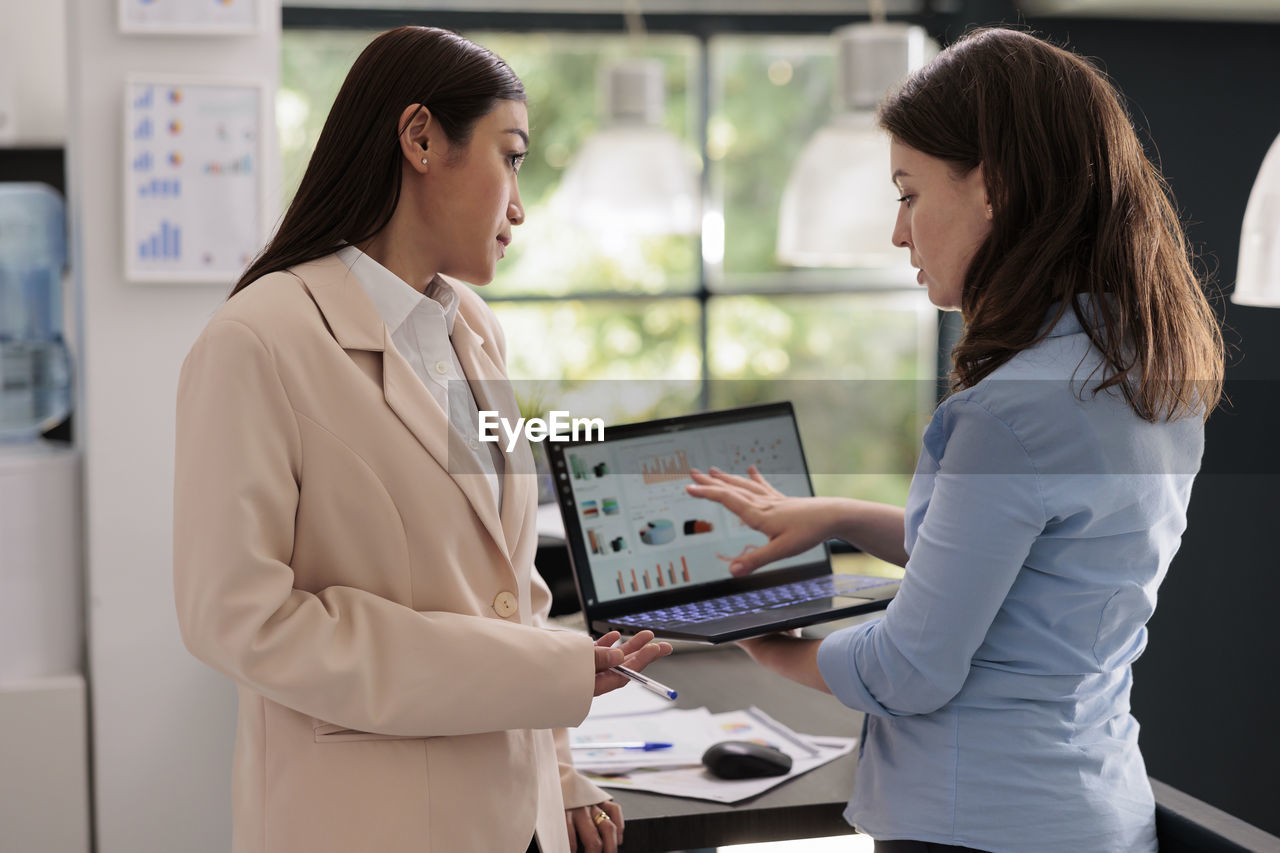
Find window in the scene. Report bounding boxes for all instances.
[280,19,936,506]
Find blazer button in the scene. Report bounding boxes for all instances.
[493,591,518,618]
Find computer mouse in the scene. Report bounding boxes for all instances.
[701,740,793,779]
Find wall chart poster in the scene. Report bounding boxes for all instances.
[119,0,259,35]
[124,77,264,284]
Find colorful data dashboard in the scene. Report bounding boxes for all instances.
[561,412,826,604]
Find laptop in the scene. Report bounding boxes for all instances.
[546,402,899,643]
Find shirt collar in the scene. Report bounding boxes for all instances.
[1040,294,1108,338]
[335,245,459,335]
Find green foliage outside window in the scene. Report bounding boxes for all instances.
[279,28,933,508]
[710,36,837,280]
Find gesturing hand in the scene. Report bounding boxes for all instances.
[592,630,673,697]
[685,465,835,576]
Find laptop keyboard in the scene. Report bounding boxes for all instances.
[610,575,892,630]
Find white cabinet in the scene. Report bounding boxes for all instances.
[0,442,87,852]
[0,675,91,853]
[0,442,81,680]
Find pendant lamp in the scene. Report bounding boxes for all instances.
[776,22,936,269]
[552,60,700,236]
[1231,129,1280,307]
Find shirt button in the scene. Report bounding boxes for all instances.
[468,437,480,450]
[434,360,449,375]
[493,591,518,618]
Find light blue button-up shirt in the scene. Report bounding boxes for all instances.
[817,299,1204,852]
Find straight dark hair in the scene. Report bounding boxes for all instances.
[230,26,525,298]
[880,27,1224,422]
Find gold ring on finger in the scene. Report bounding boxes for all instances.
[593,809,609,825]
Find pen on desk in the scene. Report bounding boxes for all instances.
[610,664,678,700]
[570,741,674,751]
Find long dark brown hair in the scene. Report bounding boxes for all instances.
[230,26,525,297]
[880,27,1223,422]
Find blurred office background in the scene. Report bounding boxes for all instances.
[0,1,1277,850]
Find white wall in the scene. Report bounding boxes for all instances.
[0,0,67,145]
[66,3,279,850]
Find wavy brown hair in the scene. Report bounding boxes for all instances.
[879,27,1223,422]
[230,26,525,298]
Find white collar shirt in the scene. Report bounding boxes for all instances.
[336,246,503,509]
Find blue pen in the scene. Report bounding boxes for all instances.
[571,741,674,751]
[610,664,678,700]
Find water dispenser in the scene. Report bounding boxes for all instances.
[0,182,72,441]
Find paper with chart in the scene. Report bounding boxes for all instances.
[124,78,262,282]
[582,707,857,804]
[119,0,259,33]
[570,707,720,773]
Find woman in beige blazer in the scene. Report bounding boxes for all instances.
[173,26,670,853]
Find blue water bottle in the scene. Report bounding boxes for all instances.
[0,183,72,441]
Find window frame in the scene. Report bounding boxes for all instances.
[281,6,955,409]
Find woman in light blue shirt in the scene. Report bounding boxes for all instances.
[687,28,1224,853]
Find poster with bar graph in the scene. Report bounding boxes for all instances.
[119,0,260,35]
[124,76,264,283]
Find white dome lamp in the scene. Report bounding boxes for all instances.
[1231,129,1280,307]
[554,59,700,236]
[777,21,937,269]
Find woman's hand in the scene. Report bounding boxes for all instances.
[592,630,673,697]
[686,466,838,576]
[734,633,831,694]
[565,799,623,853]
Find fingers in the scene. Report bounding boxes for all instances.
[615,629,655,655]
[621,638,673,671]
[601,799,624,844]
[568,805,617,853]
[565,812,577,853]
[690,465,777,497]
[708,465,774,495]
[593,670,629,696]
[594,631,621,649]
[685,479,754,519]
[615,630,673,666]
[747,465,785,497]
[593,645,624,674]
[689,465,761,495]
[593,632,673,697]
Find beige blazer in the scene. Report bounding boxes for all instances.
[174,255,605,853]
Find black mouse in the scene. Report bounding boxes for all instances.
[701,740,793,779]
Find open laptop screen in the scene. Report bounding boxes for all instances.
[547,403,829,612]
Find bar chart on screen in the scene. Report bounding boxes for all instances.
[613,556,695,595]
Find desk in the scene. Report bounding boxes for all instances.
[607,642,862,853]
[605,641,1280,853]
